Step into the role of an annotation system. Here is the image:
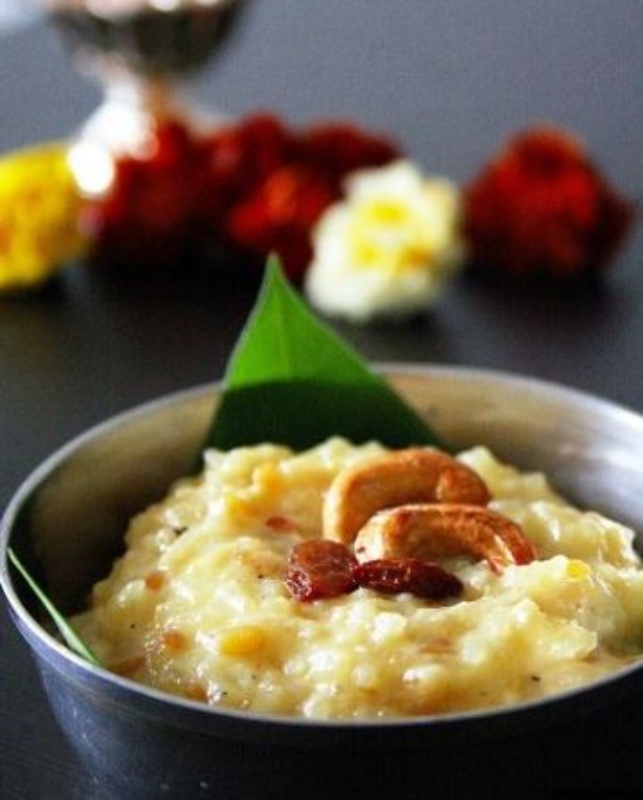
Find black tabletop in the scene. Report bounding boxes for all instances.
[1,3,643,798]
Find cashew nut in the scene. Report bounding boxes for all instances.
[353,503,536,573]
[323,448,491,544]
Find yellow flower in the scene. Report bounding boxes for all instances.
[305,160,466,322]
[0,143,87,293]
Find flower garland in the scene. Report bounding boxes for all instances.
[0,115,635,322]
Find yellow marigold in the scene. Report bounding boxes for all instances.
[0,143,87,293]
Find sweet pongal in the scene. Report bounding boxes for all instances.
[72,439,643,719]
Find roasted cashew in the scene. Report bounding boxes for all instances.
[353,503,536,573]
[323,448,491,545]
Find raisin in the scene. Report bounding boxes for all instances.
[352,558,463,600]
[265,515,299,533]
[286,540,358,601]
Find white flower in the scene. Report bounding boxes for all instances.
[304,160,466,323]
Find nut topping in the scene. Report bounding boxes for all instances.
[354,503,536,573]
[323,448,491,544]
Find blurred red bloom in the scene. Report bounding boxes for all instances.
[218,115,400,280]
[83,119,220,270]
[463,126,636,280]
[86,112,400,279]
[225,165,336,282]
[296,121,399,189]
[205,113,296,208]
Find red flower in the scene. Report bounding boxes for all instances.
[463,126,636,280]
[84,119,221,270]
[297,121,400,190]
[225,165,336,282]
[205,113,295,208]
[214,114,400,280]
[85,112,400,279]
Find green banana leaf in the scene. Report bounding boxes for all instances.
[204,256,441,452]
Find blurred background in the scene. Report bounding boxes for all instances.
[1,0,641,195]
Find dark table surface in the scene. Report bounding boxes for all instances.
[2,2,643,798]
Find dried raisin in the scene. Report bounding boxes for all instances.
[286,540,357,601]
[352,558,463,600]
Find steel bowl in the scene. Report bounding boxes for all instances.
[3,365,643,799]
